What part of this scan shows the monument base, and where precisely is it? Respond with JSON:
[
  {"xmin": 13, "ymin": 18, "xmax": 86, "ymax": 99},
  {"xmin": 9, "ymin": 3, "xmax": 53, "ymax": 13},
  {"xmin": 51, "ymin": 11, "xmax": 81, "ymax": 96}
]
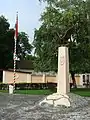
[{"xmin": 39, "ymin": 93, "xmax": 70, "ymax": 107}]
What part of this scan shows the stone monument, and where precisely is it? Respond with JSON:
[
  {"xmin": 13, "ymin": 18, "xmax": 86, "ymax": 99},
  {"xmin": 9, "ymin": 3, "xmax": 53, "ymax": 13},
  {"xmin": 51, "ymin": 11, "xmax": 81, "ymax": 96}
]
[
  {"xmin": 57, "ymin": 47, "xmax": 70, "ymax": 94},
  {"xmin": 40, "ymin": 46, "xmax": 70, "ymax": 107}
]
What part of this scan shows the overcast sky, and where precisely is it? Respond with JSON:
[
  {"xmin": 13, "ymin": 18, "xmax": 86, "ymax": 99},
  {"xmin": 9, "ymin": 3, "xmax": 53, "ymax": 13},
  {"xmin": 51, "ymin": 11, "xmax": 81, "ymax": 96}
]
[{"xmin": 0, "ymin": 0, "xmax": 46, "ymax": 43}]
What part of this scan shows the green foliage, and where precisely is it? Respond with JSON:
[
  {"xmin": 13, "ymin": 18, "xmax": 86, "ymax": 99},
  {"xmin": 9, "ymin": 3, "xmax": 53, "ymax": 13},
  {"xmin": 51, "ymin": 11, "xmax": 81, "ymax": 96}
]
[
  {"xmin": 0, "ymin": 16, "xmax": 14, "ymax": 69},
  {"xmin": 17, "ymin": 32, "xmax": 33, "ymax": 60},
  {"xmin": 0, "ymin": 15, "xmax": 33, "ymax": 69},
  {"xmin": 34, "ymin": 0, "xmax": 90, "ymax": 73},
  {"xmin": 0, "ymin": 15, "xmax": 10, "ymax": 33}
]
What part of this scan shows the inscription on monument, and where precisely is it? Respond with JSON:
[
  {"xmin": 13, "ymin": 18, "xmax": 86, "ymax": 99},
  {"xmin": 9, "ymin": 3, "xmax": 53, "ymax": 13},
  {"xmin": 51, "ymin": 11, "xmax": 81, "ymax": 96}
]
[{"xmin": 60, "ymin": 56, "xmax": 65, "ymax": 65}]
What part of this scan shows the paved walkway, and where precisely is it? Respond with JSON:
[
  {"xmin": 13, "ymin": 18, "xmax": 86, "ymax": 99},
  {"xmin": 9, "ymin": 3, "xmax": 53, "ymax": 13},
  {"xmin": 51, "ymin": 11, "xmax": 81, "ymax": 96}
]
[{"xmin": 0, "ymin": 93, "xmax": 90, "ymax": 120}]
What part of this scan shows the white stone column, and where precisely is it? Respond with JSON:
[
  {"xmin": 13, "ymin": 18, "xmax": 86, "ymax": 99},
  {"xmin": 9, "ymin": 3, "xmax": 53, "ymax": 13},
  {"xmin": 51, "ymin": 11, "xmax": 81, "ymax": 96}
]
[
  {"xmin": 27, "ymin": 74, "xmax": 32, "ymax": 83},
  {"xmin": 42, "ymin": 74, "xmax": 46, "ymax": 83},
  {"xmin": 9, "ymin": 85, "xmax": 14, "ymax": 94},
  {"xmin": 3, "ymin": 71, "xmax": 6, "ymax": 83},
  {"xmin": 57, "ymin": 47, "xmax": 70, "ymax": 94}
]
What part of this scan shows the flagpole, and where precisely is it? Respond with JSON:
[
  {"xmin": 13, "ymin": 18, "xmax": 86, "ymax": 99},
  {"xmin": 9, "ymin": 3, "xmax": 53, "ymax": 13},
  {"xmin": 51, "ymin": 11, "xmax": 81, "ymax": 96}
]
[
  {"xmin": 13, "ymin": 12, "xmax": 18, "ymax": 91},
  {"xmin": 13, "ymin": 36, "xmax": 17, "ymax": 91}
]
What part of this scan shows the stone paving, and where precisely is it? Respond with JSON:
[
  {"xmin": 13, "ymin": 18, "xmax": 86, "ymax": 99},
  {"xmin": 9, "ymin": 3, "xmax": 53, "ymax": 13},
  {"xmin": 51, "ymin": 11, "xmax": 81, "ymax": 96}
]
[{"xmin": 0, "ymin": 93, "xmax": 90, "ymax": 120}]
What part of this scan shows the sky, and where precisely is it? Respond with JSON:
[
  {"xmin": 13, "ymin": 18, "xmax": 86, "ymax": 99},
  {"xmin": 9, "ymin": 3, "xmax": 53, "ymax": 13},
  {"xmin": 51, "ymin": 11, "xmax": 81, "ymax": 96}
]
[{"xmin": 0, "ymin": 0, "xmax": 46, "ymax": 43}]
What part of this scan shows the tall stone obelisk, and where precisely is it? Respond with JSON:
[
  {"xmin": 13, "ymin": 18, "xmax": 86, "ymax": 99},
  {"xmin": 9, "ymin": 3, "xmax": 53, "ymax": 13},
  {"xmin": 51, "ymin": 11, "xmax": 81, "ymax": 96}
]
[
  {"xmin": 40, "ymin": 46, "xmax": 70, "ymax": 107},
  {"xmin": 57, "ymin": 47, "xmax": 70, "ymax": 94}
]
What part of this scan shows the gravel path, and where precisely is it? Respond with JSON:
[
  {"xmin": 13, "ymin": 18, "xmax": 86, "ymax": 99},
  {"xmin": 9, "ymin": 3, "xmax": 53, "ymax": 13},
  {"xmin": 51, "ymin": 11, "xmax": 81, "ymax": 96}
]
[{"xmin": 0, "ymin": 93, "xmax": 90, "ymax": 120}]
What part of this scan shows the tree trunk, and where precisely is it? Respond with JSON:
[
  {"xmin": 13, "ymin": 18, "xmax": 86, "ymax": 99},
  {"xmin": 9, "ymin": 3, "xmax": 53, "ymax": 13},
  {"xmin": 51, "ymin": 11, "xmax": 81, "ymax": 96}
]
[{"xmin": 71, "ymin": 71, "xmax": 77, "ymax": 88}]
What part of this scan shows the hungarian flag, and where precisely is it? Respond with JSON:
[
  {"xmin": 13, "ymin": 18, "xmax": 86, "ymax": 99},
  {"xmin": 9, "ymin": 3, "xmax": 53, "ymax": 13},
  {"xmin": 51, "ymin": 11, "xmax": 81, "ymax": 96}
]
[{"xmin": 14, "ymin": 12, "xmax": 18, "ymax": 40}]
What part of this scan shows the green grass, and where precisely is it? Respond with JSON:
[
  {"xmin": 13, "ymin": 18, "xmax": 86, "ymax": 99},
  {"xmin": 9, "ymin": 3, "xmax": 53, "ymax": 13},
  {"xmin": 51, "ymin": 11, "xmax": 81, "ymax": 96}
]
[
  {"xmin": 71, "ymin": 88, "xmax": 90, "ymax": 97},
  {"xmin": 0, "ymin": 90, "xmax": 8, "ymax": 93},
  {"xmin": 14, "ymin": 89, "xmax": 53, "ymax": 95},
  {"xmin": 0, "ymin": 88, "xmax": 90, "ymax": 97}
]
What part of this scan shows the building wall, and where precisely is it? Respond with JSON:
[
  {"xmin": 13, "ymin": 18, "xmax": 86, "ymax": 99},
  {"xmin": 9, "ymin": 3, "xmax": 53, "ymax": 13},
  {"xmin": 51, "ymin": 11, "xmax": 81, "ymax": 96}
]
[
  {"xmin": 75, "ymin": 74, "xmax": 80, "ymax": 85},
  {"xmin": 3, "ymin": 70, "xmax": 84, "ymax": 87},
  {"xmin": 3, "ymin": 71, "xmax": 57, "ymax": 84},
  {"xmin": 46, "ymin": 76, "xmax": 57, "ymax": 83},
  {"xmin": 31, "ymin": 75, "xmax": 43, "ymax": 83},
  {"xmin": 3, "ymin": 71, "xmax": 27, "ymax": 84}
]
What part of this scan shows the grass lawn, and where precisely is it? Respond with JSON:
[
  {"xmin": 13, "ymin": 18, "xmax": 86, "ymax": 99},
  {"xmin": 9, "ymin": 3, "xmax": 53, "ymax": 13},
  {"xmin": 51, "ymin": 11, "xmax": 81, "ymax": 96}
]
[
  {"xmin": 0, "ymin": 90, "xmax": 8, "ymax": 93},
  {"xmin": 0, "ymin": 89, "xmax": 54, "ymax": 95},
  {"xmin": 14, "ymin": 89, "xmax": 53, "ymax": 95},
  {"xmin": 0, "ymin": 88, "xmax": 90, "ymax": 97},
  {"xmin": 71, "ymin": 88, "xmax": 90, "ymax": 97}
]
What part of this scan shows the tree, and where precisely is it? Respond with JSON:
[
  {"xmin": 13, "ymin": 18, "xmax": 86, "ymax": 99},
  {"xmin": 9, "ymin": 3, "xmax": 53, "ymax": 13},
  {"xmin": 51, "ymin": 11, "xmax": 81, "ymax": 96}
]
[
  {"xmin": 0, "ymin": 15, "xmax": 33, "ymax": 70},
  {"xmin": 33, "ymin": 0, "xmax": 90, "ymax": 74},
  {"xmin": 0, "ymin": 16, "xmax": 14, "ymax": 69},
  {"xmin": 17, "ymin": 32, "xmax": 33, "ymax": 60}
]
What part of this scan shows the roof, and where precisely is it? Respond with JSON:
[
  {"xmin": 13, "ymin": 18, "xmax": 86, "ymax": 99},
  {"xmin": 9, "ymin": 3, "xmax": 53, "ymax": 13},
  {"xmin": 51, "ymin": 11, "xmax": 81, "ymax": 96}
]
[
  {"xmin": 4, "ymin": 69, "xmax": 33, "ymax": 74},
  {"xmin": 16, "ymin": 60, "xmax": 34, "ymax": 70}
]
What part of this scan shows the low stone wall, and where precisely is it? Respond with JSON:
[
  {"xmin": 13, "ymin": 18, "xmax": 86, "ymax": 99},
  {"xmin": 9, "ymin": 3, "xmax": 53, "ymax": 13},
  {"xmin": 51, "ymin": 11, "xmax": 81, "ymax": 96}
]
[
  {"xmin": 3, "ymin": 70, "xmax": 57, "ymax": 84},
  {"xmin": 3, "ymin": 70, "xmax": 80, "ymax": 85}
]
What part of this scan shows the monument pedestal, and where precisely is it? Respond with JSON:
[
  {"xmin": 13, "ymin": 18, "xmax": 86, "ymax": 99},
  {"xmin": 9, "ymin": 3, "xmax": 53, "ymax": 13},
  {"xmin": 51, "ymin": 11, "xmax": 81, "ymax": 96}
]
[
  {"xmin": 40, "ymin": 47, "xmax": 70, "ymax": 107},
  {"xmin": 39, "ymin": 93, "xmax": 70, "ymax": 107}
]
